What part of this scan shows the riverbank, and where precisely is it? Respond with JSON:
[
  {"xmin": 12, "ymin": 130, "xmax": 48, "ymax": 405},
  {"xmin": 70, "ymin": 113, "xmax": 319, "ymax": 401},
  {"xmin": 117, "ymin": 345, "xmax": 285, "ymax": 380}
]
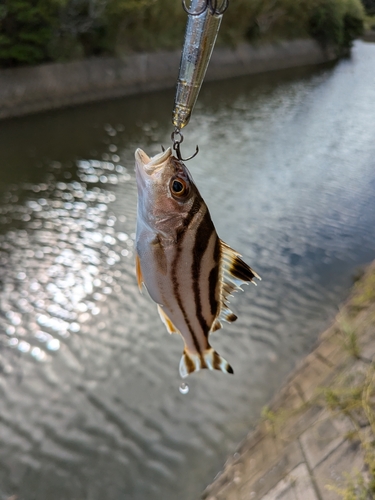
[
  {"xmin": 203, "ymin": 262, "xmax": 375, "ymax": 499},
  {"xmin": 0, "ymin": 39, "xmax": 337, "ymax": 121}
]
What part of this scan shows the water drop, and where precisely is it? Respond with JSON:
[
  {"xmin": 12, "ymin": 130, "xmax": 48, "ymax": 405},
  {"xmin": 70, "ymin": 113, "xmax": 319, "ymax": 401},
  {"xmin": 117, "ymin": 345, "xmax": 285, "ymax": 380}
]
[{"xmin": 179, "ymin": 382, "xmax": 189, "ymax": 395}]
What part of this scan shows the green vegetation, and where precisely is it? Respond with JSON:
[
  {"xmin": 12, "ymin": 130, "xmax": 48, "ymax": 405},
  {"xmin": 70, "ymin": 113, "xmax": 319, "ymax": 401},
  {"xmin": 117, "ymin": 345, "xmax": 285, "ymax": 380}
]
[
  {"xmin": 323, "ymin": 362, "xmax": 375, "ymax": 499},
  {"xmin": 362, "ymin": 0, "xmax": 375, "ymax": 35},
  {"xmin": 261, "ymin": 352, "xmax": 375, "ymax": 499},
  {"xmin": 0, "ymin": 0, "xmax": 365, "ymax": 68},
  {"xmin": 0, "ymin": 0, "xmax": 61, "ymax": 66},
  {"xmin": 308, "ymin": 0, "xmax": 365, "ymax": 49},
  {"xmin": 261, "ymin": 262, "xmax": 375, "ymax": 500},
  {"xmin": 364, "ymin": 14, "xmax": 375, "ymax": 30},
  {"xmin": 350, "ymin": 271, "xmax": 375, "ymax": 311},
  {"xmin": 362, "ymin": 0, "xmax": 375, "ymax": 15}
]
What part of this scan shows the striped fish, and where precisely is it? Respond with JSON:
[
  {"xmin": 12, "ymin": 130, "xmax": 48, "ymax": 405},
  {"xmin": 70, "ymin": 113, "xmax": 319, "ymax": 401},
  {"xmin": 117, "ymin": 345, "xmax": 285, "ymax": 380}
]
[{"xmin": 135, "ymin": 147, "xmax": 260, "ymax": 378}]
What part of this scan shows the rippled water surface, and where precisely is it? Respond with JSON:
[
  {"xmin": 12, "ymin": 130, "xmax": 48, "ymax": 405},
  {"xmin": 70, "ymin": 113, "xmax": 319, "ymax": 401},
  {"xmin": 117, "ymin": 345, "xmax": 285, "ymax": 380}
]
[{"xmin": 0, "ymin": 41, "xmax": 375, "ymax": 500}]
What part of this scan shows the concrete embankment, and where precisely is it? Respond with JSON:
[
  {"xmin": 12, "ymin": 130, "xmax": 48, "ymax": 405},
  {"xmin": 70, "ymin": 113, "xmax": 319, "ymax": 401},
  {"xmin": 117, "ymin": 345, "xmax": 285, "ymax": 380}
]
[
  {"xmin": 203, "ymin": 262, "xmax": 375, "ymax": 500},
  {"xmin": 0, "ymin": 39, "xmax": 336, "ymax": 120}
]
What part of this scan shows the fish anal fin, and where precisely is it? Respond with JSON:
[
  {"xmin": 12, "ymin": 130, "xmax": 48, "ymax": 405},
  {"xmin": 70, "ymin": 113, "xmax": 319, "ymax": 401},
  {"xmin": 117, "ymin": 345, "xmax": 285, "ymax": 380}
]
[
  {"xmin": 135, "ymin": 252, "xmax": 144, "ymax": 293},
  {"xmin": 157, "ymin": 305, "xmax": 180, "ymax": 334},
  {"xmin": 179, "ymin": 347, "xmax": 233, "ymax": 378}
]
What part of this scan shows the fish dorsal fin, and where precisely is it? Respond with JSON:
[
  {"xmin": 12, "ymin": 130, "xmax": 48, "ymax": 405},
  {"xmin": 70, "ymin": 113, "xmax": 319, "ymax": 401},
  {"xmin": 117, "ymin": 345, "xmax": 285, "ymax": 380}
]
[
  {"xmin": 157, "ymin": 305, "xmax": 180, "ymax": 335},
  {"xmin": 217, "ymin": 239, "xmax": 261, "ymax": 325},
  {"xmin": 135, "ymin": 252, "xmax": 144, "ymax": 293}
]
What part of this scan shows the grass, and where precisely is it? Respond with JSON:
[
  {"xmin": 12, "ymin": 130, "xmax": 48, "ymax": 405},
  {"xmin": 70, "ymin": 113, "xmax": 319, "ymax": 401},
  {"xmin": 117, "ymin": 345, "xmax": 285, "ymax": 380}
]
[
  {"xmin": 260, "ymin": 263, "xmax": 375, "ymax": 499},
  {"xmin": 350, "ymin": 271, "xmax": 375, "ymax": 311},
  {"xmin": 323, "ymin": 362, "xmax": 375, "ymax": 499}
]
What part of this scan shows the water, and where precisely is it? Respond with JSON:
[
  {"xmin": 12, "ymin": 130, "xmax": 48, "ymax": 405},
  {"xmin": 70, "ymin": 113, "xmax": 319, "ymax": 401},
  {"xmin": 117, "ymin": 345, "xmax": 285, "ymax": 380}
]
[{"xmin": 0, "ymin": 41, "xmax": 375, "ymax": 500}]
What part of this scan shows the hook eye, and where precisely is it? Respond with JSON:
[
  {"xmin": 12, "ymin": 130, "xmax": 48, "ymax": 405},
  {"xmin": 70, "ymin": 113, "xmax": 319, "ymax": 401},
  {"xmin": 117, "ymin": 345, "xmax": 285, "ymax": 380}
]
[
  {"xmin": 214, "ymin": 0, "xmax": 229, "ymax": 14},
  {"xmin": 171, "ymin": 128, "xmax": 199, "ymax": 162},
  {"xmin": 182, "ymin": 0, "xmax": 229, "ymax": 15},
  {"xmin": 182, "ymin": 0, "xmax": 208, "ymax": 16}
]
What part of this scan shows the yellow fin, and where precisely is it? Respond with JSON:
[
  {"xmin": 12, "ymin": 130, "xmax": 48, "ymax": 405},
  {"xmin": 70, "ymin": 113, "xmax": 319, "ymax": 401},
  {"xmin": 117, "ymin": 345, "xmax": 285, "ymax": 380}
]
[
  {"xmin": 179, "ymin": 347, "xmax": 233, "ymax": 378},
  {"xmin": 157, "ymin": 305, "xmax": 180, "ymax": 334},
  {"xmin": 135, "ymin": 252, "xmax": 144, "ymax": 293}
]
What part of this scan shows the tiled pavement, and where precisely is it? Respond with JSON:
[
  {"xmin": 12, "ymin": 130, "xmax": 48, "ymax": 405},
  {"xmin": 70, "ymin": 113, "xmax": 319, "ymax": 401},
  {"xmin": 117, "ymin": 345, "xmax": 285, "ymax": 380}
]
[{"xmin": 202, "ymin": 265, "xmax": 375, "ymax": 500}]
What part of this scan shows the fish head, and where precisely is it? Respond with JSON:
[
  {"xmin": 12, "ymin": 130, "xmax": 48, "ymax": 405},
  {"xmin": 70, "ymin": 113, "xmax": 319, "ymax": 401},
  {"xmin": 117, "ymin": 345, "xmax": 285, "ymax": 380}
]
[{"xmin": 135, "ymin": 147, "xmax": 200, "ymax": 230}]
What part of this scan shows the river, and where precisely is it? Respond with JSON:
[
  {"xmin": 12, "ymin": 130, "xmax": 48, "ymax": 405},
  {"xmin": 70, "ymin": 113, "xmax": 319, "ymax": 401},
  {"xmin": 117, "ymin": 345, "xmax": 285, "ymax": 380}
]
[{"xmin": 0, "ymin": 40, "xmax": 375, "ymax": 500}]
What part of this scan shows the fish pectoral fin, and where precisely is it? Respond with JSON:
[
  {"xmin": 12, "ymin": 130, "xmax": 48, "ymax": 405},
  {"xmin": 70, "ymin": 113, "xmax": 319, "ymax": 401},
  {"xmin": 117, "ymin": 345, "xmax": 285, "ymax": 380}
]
[
  {"xmin": 135, "ymin": 252, "xmax": 144, "ymax": 293},
  {"xmin": 157, "ymin": 305, "xmax": 180, "ymax": 334},
  {"xmin": 217, "ymin": 239, "xmax": 261, "ymax": 325},
  {"xmin": 179, "ymin": 347, "xmax": 233, "ymax": 378}
]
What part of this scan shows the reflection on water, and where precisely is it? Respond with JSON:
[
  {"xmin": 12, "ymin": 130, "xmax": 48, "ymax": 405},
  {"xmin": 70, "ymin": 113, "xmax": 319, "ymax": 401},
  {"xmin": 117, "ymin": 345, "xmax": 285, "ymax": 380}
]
[
  {"xmin": 0, "ymin": 41, "xmax": 375, "ymax": 500},
  {"xmin": 0, "ymin": 153, "xmax": 133, "ymax": 367}
]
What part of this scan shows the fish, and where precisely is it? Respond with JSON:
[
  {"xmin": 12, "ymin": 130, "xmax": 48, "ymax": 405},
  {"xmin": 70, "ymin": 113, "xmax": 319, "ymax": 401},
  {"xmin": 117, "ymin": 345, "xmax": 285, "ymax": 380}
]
[{"xmin": 135, "ymin": 147, "xmax": 260, "ymax": 378}]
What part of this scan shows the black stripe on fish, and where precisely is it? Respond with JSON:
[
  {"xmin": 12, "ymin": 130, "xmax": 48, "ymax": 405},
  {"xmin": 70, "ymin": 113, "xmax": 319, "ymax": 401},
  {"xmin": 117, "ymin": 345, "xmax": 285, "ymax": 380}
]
[
  {"xmin": 213, "ymin": 350, "xmax": 221, "ymax": 370},
  {"xmin": 200, "ymin": 354, "xmax": 207, "ymax": 369},
  {"xmin": 191, "ymin": 211, "xmax": 215, "ymax": 338},
  {"xmin": 183, "ymin": 349, "xmax": 196, "ymax": 374},
  {"xmin": 208, "ymin": 236, "xmax": 221, "ymax": 318},
  {"xmin": 176, "ymin": 196, "xmax": 202, "ymax": 242},
  {"xmin": 171, "ymin": 197, "xmax": 203, "ymax": 354}
]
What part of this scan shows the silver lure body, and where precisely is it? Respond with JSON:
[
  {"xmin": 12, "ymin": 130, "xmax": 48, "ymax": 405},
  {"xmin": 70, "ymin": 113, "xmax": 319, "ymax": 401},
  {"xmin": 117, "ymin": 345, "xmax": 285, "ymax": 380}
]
[{"xmin": 172, "ymin": 0, "xmax": 224, "ymax": 130}]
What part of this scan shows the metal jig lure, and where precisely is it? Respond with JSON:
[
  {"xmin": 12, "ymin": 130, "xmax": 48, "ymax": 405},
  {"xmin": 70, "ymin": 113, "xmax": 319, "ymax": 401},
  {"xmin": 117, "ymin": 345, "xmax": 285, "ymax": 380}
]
[{"xmin": 171, "ymin": 0, "xmax": 229, "ymax": 161}]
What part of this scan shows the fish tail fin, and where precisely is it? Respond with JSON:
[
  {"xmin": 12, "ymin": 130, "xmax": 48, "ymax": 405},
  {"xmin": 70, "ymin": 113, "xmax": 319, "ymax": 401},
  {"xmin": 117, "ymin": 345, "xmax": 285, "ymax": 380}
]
[{"xmin": 179, "ymin": 347, "xmax": 233, "ymax": 378}]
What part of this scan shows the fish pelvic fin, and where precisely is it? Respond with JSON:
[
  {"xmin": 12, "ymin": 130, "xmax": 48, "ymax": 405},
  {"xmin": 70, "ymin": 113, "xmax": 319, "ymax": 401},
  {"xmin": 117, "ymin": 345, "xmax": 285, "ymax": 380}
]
[
  {"xmin": 179, "ymin": 347, "xmax": 233, "ymax": 378},
  {"xmin": 157, "ymin": 305, "xmax": 180, "ymax": 334},
  {"xmin": 217, "ymin": 239, "xmax": 261, "ymax": 325},
  {"xmin": 135, "ymin": 252, "xmax": 144, "ymax": 293}
]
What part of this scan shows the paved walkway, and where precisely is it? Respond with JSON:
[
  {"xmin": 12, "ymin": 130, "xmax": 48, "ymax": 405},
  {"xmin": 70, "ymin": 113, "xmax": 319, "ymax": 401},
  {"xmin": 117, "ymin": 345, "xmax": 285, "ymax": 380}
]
[{"xmin": 203, "ymin": 263, "xmax": 375, "ymax": 500}]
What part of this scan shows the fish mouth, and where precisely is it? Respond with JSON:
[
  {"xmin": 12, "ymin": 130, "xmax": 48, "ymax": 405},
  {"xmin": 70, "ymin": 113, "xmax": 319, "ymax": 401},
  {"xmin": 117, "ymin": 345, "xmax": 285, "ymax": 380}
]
[{"xmin": 135, "ymin": 148, "xmax": 172, "ymax": 175}]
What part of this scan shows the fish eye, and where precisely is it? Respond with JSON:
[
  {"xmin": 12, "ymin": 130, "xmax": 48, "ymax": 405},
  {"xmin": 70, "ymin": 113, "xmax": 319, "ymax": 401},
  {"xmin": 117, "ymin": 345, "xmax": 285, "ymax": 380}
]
[{"xmin": 170, "ymin": 178, "xmax": 188, "ymax": 197}]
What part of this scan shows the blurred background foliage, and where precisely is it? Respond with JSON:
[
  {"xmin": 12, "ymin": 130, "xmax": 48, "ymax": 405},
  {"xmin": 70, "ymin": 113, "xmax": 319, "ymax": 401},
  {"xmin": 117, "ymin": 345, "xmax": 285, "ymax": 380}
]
[{"xmin": 0, "ymin": 0, "xmax": 370, "ymax": 68}]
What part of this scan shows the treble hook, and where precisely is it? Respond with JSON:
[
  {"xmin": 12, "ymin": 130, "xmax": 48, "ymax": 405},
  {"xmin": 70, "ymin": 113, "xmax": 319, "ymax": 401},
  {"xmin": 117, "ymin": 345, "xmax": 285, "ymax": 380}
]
[
  {"xmin": 171, "ymin": 128, "xmax": 199, "ymax": 162},
  {"xmin": 182, "ymin": 0, "xmax": 229, "ymax": 16}
]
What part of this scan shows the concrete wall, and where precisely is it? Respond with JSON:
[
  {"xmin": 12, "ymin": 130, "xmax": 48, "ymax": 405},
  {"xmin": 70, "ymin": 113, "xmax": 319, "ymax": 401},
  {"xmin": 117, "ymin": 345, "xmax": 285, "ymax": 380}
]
[{"xmin": 0, "ymin": 39, "xmax": 336, "ymax": 120}]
